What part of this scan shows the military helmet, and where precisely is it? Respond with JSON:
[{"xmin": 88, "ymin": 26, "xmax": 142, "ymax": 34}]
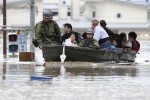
[
  {"xmin": 43, "ymin": 10, "xmax": 53, "ymax": 18},
  {"xmin": 86, "ymin": 29, "xmax": 94, "ymax": 34}
]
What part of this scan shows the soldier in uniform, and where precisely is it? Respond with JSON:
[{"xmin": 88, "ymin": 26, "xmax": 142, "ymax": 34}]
[
  {"xmin": 78, "ymin": 29, "xmax": 99, "ymax": 49},
  {"xmin": 34, "ymin": 10, "xmax": 61, "ymax": 48}
]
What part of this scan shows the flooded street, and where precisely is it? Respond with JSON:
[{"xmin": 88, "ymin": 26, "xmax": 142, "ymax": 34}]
[{"xmin": 0, "ymin": 40, "xmax": 150, "ymax": 100}]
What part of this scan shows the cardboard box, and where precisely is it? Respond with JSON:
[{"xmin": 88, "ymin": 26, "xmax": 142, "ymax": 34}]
[{"xmin": 19, "ymin": 52, "xmax": 34, "ymax": 61}]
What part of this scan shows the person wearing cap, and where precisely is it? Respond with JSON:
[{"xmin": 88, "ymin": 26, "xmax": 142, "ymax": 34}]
[
  {"xmin": 92, "ymin": 20, "xmax": 111, "ymax": 49},
  {"xmin": 34, "ymin": 10, "xmax": 61, "ymax": 48},
  {"xmin": 78, "ymin": 29, "xmax": 99, "ymax": 49}
]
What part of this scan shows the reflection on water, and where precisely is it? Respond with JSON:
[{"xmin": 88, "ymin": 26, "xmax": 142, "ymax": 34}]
[
  {"xmin": 1, "ymin": 62, "xmax": 138, "ymax": 81},
  {"xmin": 1, "ymin": 63, "xmax": 34, "ymax": 81},
  {"xmin": 44, "ymin": 67, "xmax": 138, "ymax": 77},
  {"xmin": 0, "ymin": 62, "xmax": 140, "ymax": 81}
]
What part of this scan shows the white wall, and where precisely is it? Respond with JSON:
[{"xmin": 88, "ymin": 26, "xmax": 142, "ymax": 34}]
[
  {"xmin": 105, "ymin": 2, "xmax": 147, "ymax": 23},
  {"xmin": 83, "ymin": 1, "xmax": 147, "ymax": 23}
]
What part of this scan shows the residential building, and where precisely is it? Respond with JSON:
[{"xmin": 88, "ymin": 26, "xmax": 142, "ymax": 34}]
[{"xmin": 0, "ymin": 0, "xmax": 149, "ymax": 39}]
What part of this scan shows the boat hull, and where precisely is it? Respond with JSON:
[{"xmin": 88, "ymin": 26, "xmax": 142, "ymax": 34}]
[{"xmin": 42, "ymin": 45, "xmax": 136, "ymax": 62}]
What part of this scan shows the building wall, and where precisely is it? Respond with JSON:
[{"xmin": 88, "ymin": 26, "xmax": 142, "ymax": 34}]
[
  {"xmin": 71, "ymin": 0, "xmax": 80, "ymax": 20},
  {"xmin": 105, "ymin": 2, "xmax": 147, "ymax": 23},
  {"xmin": 83, "ymin": 1, "xmax": 147, "ymax": 23}
]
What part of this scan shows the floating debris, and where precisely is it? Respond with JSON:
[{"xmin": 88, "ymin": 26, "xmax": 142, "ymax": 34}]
[{"xmin": 30, "ymin": 76, "xmax": 52, "ymax": 81}]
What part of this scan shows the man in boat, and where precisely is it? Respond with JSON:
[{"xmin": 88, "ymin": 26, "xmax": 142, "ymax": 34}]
[
  {"xmin": 33, "ymin": 10, "xmax": 61, "ymax": 48},
  {"xmin": 92, "ymin": 20, "xmax": 111, "ymax": 49},
  {"xmin": 100, "ymin": 20, "xmax": 115, "ymax": 41},
  {"xmin": 78, "ymin": 29, "xmax": 99, "ymax": 49},
  {"xmin": 128, "ymin": 31, "xmax": 140, "ymax": 53},
  {"xmin": 61, "ymin": 23, "xmax": 82, "ymax": 44}
]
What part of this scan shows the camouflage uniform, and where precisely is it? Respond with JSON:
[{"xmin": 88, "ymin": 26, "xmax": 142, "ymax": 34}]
[
  {"xmin": 78, "ymin": 39, "xmax": 99, "ymax": 49},
  {"xmin": 35, "ymin": 20, "xmax": 61, "ymax": 46}
]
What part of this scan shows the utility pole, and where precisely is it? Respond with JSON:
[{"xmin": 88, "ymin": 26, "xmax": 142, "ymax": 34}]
[
  {"xmin": 29, "ymin": 0, "xmax": 35, "ymax": 53},
  {"xmin": 3, "ymin": 0, "xmax": 7, "ymax": 59}
]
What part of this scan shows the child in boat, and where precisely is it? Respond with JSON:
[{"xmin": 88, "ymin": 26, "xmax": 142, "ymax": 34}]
[
  {"xmin": 113, "ymin": 32, "xmax": 132, "ymax": 48},
  {"xmin": 64, "ymin": 33, "xmax": 78, "ymax": 47},
  {"xmin": 78, "ymin": 29, "xmax": 99, "ymax": 49},
  {"xmin": 111, "ymin": 38, "xmax": 118, "ymax": 51},
  {"xmin": 119, "ymin": 32, "xmax": 132, "ymax": 48}
]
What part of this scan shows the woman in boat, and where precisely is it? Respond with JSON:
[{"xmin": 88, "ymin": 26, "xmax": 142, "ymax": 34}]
[
  {"xmin": 78, "ymin": 29, "xmax": 99, "ymax": 49},
  {"xmin": 64, "ymin": 33, "xmax": 78, "ymax": 47}
]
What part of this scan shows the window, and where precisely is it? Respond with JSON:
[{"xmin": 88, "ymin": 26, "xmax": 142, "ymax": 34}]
[
  {"xmin": 67, "ymin": 11, "xmax": 71, "ymax": 16},
  {"xmin": 117, "ymin": 13, "xmax": 121, "ymax": 18},
  {"xmin": 93, "ymin": 11, "xmax": 96, "ymax": 17}
]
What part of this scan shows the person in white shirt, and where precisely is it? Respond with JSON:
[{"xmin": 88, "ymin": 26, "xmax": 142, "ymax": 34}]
[
  {"xmin": 64, "ymin": 33, "xmax": 78, "ymax": 47},
  {"xmin": 92, "ymin": 20, "xmax": 111, "ymax": 49}
]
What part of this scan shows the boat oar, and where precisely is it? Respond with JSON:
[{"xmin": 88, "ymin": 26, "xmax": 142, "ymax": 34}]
[{"xmin": 60, "ymin": 43, "xmax": 66, "ymax": 63}]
